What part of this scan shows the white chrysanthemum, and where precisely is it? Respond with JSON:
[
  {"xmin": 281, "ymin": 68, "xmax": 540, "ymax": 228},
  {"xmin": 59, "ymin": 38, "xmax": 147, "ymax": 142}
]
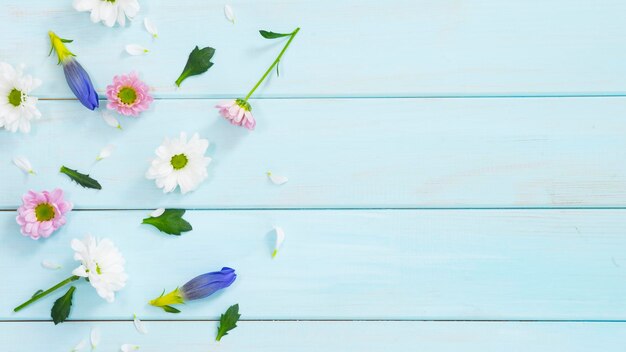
[
  {"xmin": 146, "ymin": 132, "xmax": 211, "ymax": 194},
  {"xmin": 71, "ymin": 235, "xmax": 128, "ymax": 303},
  {"xmin": 73, "ymin": 0, "xmax": 140, "ymax": 27},
  {"xmin": 0, "ymin": 63, "xmax": 41, "ymax": 133}
]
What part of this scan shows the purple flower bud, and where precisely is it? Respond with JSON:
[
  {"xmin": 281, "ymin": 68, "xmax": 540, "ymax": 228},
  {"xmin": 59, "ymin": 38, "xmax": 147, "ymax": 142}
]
[
  {"xmin": 181, "ymin": 267, "xmax": 236, "ymax": 301},
  {"xmin": 63, "ymin": 58, "xmax": 99, "ymax": 110}
]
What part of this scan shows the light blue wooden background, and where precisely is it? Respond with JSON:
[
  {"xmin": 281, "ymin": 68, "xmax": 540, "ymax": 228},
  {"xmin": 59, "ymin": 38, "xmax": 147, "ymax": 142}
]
[{"xmin": 1, "ymin": 0, "xmax": 626, "ymax": 350}]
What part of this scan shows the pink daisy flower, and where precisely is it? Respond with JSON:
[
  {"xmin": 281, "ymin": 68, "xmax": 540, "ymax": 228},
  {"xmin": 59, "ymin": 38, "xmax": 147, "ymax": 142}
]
[
  {"xmin": 16, "ymin": 189, "xmax": 72, "ymax": 240},
  {"xmin": 215, "ymin": 99, "xmax": 255, "ymax": 130},
  {"xmin": 106, "ymin": 72, "xmax": 153, "ymax": 116}
]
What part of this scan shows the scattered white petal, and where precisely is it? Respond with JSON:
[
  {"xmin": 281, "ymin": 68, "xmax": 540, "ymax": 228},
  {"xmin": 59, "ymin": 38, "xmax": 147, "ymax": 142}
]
[
  {"xmin": 125, "ymin": 44, "xmax": 149, "ymax": 56},
  {"xmin": 41, "ymin": 260, "xmax": 62, "ymax": 270},
  {"xmin": 71, "ymin": 339, "xmax": 87, "ymax": 352},
  {"xmin": 90, "ymin": 327, "xmax": 101, "ymax": 349},
  {"xmin": 224, "ymin": 4, "xmax": 235, "ymax": 24},
  {"xmin": 13, "ymin": 156, "xmax": 35, "ymax": 175},
  {"xmin": 150, "ymin": 208, "xmax": 165, "ymax": 218},
  {"xmin": 102, "ymin": 111, "xmax": 122, "ymax": 129},
  {"xmin": 133, "ymin": 314, "xmax": 148, "ymax": 334},
  {"xmin": 120, "ymin": 344, "xmax": 140, "ymax": 352},
  {"xmin": 272, "ymin": 226, "xmax": 285, "ymax": 258},
  {"xmin": 96, "ymin": 145, "xmax": 115, "ymax": 161},
  {"xmin": 267, "ymin": 171, "xmax": 288, "ymax": 185},
  {"xmin": 143, "ymin": 18, "xmax": 158, "ymax": 38}
]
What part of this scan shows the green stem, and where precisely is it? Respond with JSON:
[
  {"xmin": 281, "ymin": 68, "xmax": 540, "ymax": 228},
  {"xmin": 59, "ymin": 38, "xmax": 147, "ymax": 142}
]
[
  {"xmin": 13, "ymin": 276, "xmax": 80, "ymax": 312},
  {"xmin": 244, "ymin": 27, "xmax": 300, "ymax": 101}
]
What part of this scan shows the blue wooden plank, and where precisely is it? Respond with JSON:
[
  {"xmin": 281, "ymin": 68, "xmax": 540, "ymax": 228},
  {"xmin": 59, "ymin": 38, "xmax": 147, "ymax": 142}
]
[
  {"xmin": 2, "ymin": 209, "xmax": 626, "ymax": 320},
  {"xmin": 1, "ymin": 1, "xmax": 626, "ymax": 98},
  {"xmin": 1, "ymin": 98, "xmax": 626, "ymax": 209},
  {"xmin": 2, "ymin": 321, "xmax": 626, "ymax": 351}
]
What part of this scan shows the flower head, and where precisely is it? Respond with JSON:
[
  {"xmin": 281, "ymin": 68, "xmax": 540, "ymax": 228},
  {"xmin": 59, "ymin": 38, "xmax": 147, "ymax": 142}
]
[
  {"xmin": 106, "ymin": 72, "xmax": 153, "ymax": 116},
  {"xmin": 49, "ymin": 31, "xmax": 99, "ymax": 111},
  {"xmin": 16, "ymin": 189, "xmax": 72, "ymax": 240},
  {"xmin": 145, "ymin": 132, "xmax": 211, "ymax": 194},
  {"xmin": 215, "ymin": 99, "xmax": 255, "ymax": 130},
  {"xmin": 71, "ymin": 235, "xmax": 127, "ymax": 303},
  {"xmin": 149, "ymin": 267, "xmax": 236, "ymax": 312},
  {"xmin": 73, "ymin": 0, "xmax": 140, "ymax": 27},
  {"xmin": 0, "ymin": 62, "xmax": 41, "ymax": 133}
]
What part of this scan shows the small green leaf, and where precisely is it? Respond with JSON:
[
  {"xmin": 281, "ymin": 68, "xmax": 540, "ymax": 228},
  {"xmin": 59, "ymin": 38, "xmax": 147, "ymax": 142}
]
[
  {"xmin": 60, "ymin": 166, "xmax": 102, "ymax": 190},
  {"xmin": 162, "ymin": 305, "xmax": 181, "ymax": 314},
  {"xmin": 51, "ymin": 286, "xmax": 75, "ymax": 325},
  {"xmin": 60, "ymin": 38, "xmax": 73, "ymax": 43},
  {"xmin": 216, "ymin": 304, "xmax": 241, "ymax": 341},
  {"xmin": 142, "ymin": 209, "xmax": 192, "ymax": 236},
  {"xmin": 175, "ymin": 46, "xmax": 215, "ymax": 87},
  {"xmin": 259, "ymin": 30, "xmax": 292, "ymax": 39},
  {"xmin": 32, "ymin": 289, "xmax": 44, "ymax": 298}
]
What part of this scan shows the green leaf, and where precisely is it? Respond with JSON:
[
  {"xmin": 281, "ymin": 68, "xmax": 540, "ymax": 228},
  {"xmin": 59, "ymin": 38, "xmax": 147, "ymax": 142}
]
[
  {"xmin": 175, "ymin": 46, "xmax": 215, "ymax": 87},
  {"xmin": 259, "ymin": 30, "xmax": 292, "ymax": 39},
  {"xmin": 51, "ymin": 286, "xmax": 75, "ymax": 325},
  {"xmin": 162, "ymin": 305, "xmax": 181, "ymax": 314},
  {"xmin": 60, "ymin": 166, "xmax": 102, "ymax": 190},
  {"xmin": 142, "ymin": 209, "xmax": 192, "ymax": 236},
  {"xmin": 216, "ymin": 304, "xmax": 241, "ymax": 341},
  {"xmin": 32, "ymin": 289, "xmax": 44, "ymax": 298}
]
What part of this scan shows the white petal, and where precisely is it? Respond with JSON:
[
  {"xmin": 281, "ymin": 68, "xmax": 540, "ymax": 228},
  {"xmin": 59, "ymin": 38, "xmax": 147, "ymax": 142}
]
[
  {"xmin": 97, "ymin": 144, "xmax": 115, "ymax": 161},
  {"xmin": 13, "ymin": 156, "xmax": 34, "ymax": 174},
  {"xmin": 102, "ymin": 111, "xmax": 122, "ymax": 129},
  {"xmin": 71, "ymin": 339, "xmax": 87, "ymax": 352},
  {"xmin": 90, "ymin": 327, "xmax": 101, "ymax": 349},
  {"xmin": 41, "ymin": 260, "xmax": 62, "ymax": 270},
  {"xmin": 120, "ymin": 344, "xmax": 140, "ymax": 352},
  {"xmin": 224, "ymin": 4, "xmax": 235, "ymax": 24},
  {"xmin": 273, "ymin": 226, "xmax": 285, "ymax": 258},
  {"xmin": 267, "ymin": 171, "xmax": 288, "ymax": 185},
  {"xmin": 150, "ymin": 208, "xmax": 165, "ymax": 218},
  {"xmin": 133, "ymin": 314, "xmax": 148, "ymax": 334},
  {"xmin": 143, "ymin": 18, "xmax": 158, "ymax": 38},
  {"xmin": 125, "ymin": 44, "xmax": 149, "ymax": 56}
]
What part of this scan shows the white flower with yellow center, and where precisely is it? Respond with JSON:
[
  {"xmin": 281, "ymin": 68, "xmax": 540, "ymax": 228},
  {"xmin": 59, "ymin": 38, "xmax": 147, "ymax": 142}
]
[
  {"xmin": 146, "ymin": 132, "xmax": 211, "ymax": 194},
  {"xmin": 71, "ymin": 235, "xmax": 128, "ymax": 303},
  {"xmin": 73, "ymin": 0, "xmax": 140, "ymax": 27},
  {"xmin": 0, "ymin": 62, "xmax": 41, "ymax": 133}
]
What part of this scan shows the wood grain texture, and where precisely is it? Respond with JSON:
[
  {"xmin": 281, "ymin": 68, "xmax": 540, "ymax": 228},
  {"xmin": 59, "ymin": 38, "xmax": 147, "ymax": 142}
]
[
  {"xmin": 1, "ymin": 1, "xmax": 626, "ymax": 98},
  {"xmin": 2, "ymin": 321, "xmax": 626, "ymax": 351},
  {"xmin": 2, "ymin": 209, "xmax": 626, "ymax": 321},
  {"xmin": 1, "ymin": 98, "xmax": 626, "ymax": 209}
]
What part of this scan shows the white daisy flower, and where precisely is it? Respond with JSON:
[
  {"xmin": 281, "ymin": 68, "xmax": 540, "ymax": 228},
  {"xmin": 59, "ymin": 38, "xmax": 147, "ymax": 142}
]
[
  {"xmin": 0, "ymin": 63, "xmax": 41, "ymax": 133},
  {"xmin": 145, "ymin": 132, "xmax": 211, "ymax": 194},
  {"xmin": 71, "ymin": 235, "xmax": 128, "ymax": 303},
  {"xmin": 73, "ymin": 0, "xmax": 140, "ymax": 27}
]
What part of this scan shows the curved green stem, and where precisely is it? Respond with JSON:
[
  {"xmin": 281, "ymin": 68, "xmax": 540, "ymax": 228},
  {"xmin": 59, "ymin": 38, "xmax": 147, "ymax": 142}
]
[
  {"xmin": 244, "ymin": 27, "xmax": 300, "ymax": 101},
  {"xmin": 13, "ymin": 275, "xmax": 80, "ymax": 312}
]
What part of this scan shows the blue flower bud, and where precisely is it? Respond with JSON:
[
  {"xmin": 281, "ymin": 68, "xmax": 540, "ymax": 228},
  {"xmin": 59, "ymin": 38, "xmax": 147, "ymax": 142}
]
[
  {"xmin": 149, "ymin": 267, "xmax": 237, "ymax": 313},
  {"xmin": 63, "ymin": 58, "xmax": 99, "ymax": 110},
  {"xmin": 181, "ymin": 267, "xmax": 236, "ymax": 300}
]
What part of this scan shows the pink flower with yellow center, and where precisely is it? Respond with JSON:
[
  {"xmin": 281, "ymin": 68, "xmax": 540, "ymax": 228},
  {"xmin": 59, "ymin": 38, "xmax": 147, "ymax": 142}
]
[
  {"xmin": 215, "ymin": 99, "xmax": 255, "ymax": 130},
  {"xmin": 106, "ymin": 72, "xmax": 153, "ymax": 117},
  {"xmin": 16, "ymin": 189, "xmax": 72, "ymax": 240}
]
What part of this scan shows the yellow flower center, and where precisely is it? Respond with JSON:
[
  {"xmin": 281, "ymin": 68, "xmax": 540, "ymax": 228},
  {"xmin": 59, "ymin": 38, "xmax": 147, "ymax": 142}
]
[
  {"xmin": 170, "ymin": 154, "xmax": 188, "ymax": 170},
  {"xmin": 118, "ymin": 87, "xmax": 137, "ymax": 105},
  {"xmin": 8, "ymin": 88, "xmax": 23, "ymax": 107},
  {"xmin": 34, "ymin": 203, "xmax": 55, "ymax": 222}
]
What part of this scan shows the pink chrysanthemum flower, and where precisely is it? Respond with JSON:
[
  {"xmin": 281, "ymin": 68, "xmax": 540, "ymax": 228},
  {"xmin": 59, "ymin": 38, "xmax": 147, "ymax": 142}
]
[
  {"xmin": 16, "ymin": 189, "xmax": 72, "ymax": 240},
  {"xmin": 106, "ymin": 72, "xmax": 153, "ymax": 116},
  {"xmin": 215, "ymin": 99, "xmax": 255, "ymax": 130}
]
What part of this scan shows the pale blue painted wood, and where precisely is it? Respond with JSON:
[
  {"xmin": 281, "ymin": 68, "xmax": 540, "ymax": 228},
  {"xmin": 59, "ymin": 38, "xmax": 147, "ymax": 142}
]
[
  {"xmin": 2, "ymin": 98, "xmax": 626, "ymax": 209},
  {"xmin": 2, "ymin": 210, "xmax": 626, "ymax": 321},
  {"xmin": 1, "ymin": 1, "xmax": 626, "ymax": 98},
  {"xmin": 2, "ymin": 321, "xmax": 626, "ymax": 351}
]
